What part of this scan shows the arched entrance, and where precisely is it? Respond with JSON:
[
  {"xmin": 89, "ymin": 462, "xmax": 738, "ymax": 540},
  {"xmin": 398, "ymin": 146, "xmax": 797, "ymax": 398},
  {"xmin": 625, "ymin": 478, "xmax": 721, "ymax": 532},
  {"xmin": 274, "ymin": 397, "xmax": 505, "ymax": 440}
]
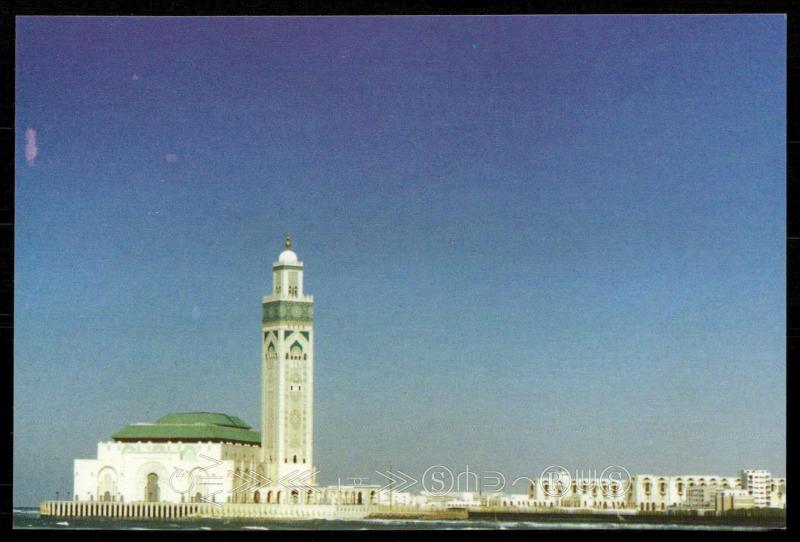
[
  {"xmin": 97, "ymin": 467, "xmax": 118, "ymax": 502},
  {"xmin": 253, "ymin": 490, "xmax": 260, "ymax": 504},
  {"xmin": 146, "ymin": 473, "xmax": 159, "ymax": 502}
]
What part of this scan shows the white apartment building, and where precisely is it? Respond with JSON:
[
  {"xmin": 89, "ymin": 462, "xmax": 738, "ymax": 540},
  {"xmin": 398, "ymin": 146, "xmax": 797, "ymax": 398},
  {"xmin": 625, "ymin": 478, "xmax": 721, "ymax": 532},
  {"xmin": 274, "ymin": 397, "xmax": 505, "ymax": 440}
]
[{"xmin": 741, "ymin": 469, "xmax": 771, "ymax": 507}]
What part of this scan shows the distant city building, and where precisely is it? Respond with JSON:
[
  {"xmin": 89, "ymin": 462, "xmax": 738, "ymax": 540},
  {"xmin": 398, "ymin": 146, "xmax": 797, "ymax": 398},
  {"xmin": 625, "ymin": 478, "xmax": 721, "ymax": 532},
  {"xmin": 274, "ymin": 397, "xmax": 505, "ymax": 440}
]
[
  {"xmin": 520, "ymin": 472, "xmax": 786, "ymax": 513},
  {"xmin": 629, "ymin": 475, "xmax": 741, "ymax": 511},
  {"xmin": 684, "ymin": 486, "xmax": 716, "ymax": 511},
  {"xmin": 741, "ymin": 469, "xmax": 771, "ymax": 507},
  {"xmin": 715, "ymin": 489, "xmax": 755, "ymax": 513},
  {"xmin": 528, "ymin": 476, "xmax": 628, "ymax": 510},
  {"xmin": 443, "ymin": 492, "xmax": 482, "ymax": 508},
  {"xmin": 768, "ymin": 476, "xmax": 787, "ymax": 509}
]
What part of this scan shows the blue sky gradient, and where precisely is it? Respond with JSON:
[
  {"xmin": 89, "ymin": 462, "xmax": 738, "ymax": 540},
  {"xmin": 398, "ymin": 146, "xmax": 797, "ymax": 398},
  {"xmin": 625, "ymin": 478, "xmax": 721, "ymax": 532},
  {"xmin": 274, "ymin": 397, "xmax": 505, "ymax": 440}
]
[{"xmin": 15, "ymin": 15, "xmax": 785, "ymax": 505}]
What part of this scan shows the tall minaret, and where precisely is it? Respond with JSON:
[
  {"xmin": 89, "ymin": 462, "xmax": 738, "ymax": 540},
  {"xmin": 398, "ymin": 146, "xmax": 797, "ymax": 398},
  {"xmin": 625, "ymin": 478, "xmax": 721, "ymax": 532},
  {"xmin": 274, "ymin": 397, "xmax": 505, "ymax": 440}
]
[{"xmin": 261, "ymin": 235, "xmax": 315, "ymax": 486}]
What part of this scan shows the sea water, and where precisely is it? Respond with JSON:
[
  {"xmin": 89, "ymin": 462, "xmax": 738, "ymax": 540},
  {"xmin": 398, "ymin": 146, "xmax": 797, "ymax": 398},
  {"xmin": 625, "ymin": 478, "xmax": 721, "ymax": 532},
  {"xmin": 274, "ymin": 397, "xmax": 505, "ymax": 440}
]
[{"xmin": 12, "ymin": 508, "xmax": 774, "ymax": 530}]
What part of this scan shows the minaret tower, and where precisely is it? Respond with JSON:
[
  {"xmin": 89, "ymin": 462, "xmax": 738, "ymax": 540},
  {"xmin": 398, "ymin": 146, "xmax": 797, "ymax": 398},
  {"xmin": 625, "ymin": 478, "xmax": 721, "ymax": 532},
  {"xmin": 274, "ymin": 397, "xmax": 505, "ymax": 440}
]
[{"xmin": 261, "ymin": 235, "xmax": 315, "ymax": 486}]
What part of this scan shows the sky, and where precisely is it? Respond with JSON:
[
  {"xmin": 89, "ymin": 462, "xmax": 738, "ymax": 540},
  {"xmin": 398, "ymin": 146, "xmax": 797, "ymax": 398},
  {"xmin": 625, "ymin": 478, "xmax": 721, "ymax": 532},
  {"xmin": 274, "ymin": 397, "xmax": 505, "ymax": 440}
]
[{"xmin": 14, "ymin": 15, "xmax": 786, "ymax": 506}]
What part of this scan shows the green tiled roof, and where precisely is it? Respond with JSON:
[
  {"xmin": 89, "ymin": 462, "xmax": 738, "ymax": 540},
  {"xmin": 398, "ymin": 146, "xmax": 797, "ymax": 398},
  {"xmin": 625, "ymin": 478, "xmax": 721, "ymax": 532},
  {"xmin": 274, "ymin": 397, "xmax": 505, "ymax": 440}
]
[
  {"xmin": 155, "ymin": 412, "xmax": 251, "ymax": 429},
  {"xmin": 112, "ymin": 412, "xmax": 260, "ymax": 445}
]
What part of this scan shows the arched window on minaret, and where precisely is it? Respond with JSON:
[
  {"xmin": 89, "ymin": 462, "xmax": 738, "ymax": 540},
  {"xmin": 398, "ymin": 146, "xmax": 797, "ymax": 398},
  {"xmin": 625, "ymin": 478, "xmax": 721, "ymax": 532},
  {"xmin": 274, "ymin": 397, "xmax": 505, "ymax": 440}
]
[{"xmin": 290, "ymin": 342, "xmax": 303, "ymax": 361}]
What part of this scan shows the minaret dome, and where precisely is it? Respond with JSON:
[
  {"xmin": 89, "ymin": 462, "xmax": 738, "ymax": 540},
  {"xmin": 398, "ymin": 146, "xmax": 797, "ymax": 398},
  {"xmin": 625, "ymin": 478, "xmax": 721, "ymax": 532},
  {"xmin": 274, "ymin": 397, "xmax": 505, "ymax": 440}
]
[{"xmin": 278, "ymin": 234, "xmax": 298, "ymax": 263}]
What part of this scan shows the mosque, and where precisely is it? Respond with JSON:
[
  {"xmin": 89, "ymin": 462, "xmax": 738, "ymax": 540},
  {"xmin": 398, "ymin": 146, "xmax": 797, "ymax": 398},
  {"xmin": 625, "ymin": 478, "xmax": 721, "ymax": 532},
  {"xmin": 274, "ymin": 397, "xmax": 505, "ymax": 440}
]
[
  {"xmin": 72, "ymin": 236, "xmax": 350, "ymax": 506},
  {"xmin": 51, "ymin": 237, "xmax": 785, "ymax": 520}
]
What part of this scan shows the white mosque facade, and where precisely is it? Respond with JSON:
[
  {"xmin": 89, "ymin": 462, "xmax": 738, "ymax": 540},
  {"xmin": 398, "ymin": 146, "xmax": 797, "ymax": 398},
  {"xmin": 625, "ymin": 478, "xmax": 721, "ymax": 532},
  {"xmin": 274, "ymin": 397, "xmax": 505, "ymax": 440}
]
[
  {"xmin": 64, "ymin": 239, "xmax": 785, "ymax": 518},
  {"xmin": 73, "ymin": 418, "xmax": 263, "ymax": 504},
  {"xmin": 73, "ymin": 237, "xmax": 320, "ymax": 506}
]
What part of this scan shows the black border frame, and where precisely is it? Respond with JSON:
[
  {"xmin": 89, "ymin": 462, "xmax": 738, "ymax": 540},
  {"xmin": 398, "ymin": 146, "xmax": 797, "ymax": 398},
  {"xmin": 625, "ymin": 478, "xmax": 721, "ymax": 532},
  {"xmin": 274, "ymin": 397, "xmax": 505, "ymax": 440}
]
[{"xmin": 1, "ymin": 1, "xmax": 795, "ymax": 539}]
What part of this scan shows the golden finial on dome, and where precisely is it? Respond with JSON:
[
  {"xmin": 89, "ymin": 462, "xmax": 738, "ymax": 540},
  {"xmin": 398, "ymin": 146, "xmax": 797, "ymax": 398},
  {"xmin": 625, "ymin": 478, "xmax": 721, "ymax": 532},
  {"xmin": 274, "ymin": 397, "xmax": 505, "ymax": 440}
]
[{"xmin": 284, "ymin": 233, "xmax": 292, "ymax": 249}]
